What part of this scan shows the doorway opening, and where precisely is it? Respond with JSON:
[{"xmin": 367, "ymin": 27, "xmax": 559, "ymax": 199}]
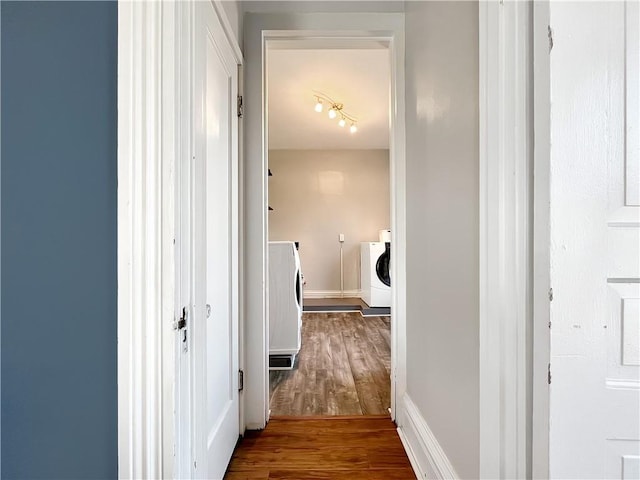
[
  {"xmin": 265, "ymin": 40, "xmax": 393, "ymax": 416},
  {"xmin": 242, "ymin": 17, "xmax": 406, "ymax": 431},
  {"xmin": 264, "ymin": 43, "xmax": 394, "ymax": 417}
]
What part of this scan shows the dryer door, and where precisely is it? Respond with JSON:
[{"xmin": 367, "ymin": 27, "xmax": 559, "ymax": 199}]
[
  {"xmin": 376, "ymin": 242, "xmax": 391, "ymax": 287},
  {"xmin": 295, "ymin": 270, "xmax": 302, "ymax": 308}
]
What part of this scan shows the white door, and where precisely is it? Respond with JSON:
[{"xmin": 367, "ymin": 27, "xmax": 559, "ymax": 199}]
[
  {"xmin": 549, "ymin": 2, "xmax": 640, "ymax": 478},
  {"xmin": 191, "ymin": 1, "xmax": 240, "ymax": 478}
]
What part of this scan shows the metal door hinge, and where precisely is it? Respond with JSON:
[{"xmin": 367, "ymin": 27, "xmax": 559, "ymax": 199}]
[
  {"xmin": 548, "ymin": 25, "xmax": 554, "ymax": 52},
  {"xmin": 548, "ymin": 363, "xmax": 552, "ymax": 385},
  {"xmin": 548, "ymin": 288, "xmax": 554, "ymax": 302},
  {"xmin": 174, "ymin": 306, "xmax": 187, "ymax": 330},
  {"xmin": 237, "ymin": 95, "xmax": 243, "ymax": 118},
  {"xmin": 238, "ymin": 369, "xmax": 244, "ymax": 391},
  {"xmin": 175, "ymin": 307, "xmax": 188, "ymax": 352}
]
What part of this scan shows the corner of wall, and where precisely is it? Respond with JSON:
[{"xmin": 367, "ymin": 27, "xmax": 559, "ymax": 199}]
[{"xmin": 397, "ymin": 394, "xmax": 460, "ymax": 480}]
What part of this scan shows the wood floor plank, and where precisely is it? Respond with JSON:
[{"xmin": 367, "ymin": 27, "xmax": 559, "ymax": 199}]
[
  {"xmin": 342, "ymin": 328, "xmax": 387, "ymax": 415},
  {"xmin": 262, "ymin": 416, "xmax": 396, "ymax": 433},
  {"xmin": 355, "ymin": 327, "xmax": 391, "ymax": 412},
  {"xmin": 246, "ymin": 430, "xmax": 407, "ymax": 449},
  {"xmin": 369, "ymin": 317, "xmax": 392, "ymax": 374},
  {"xmin": 224, "ymin": 470, "xmax": 270, "ymax": 480},
  {"xmin": 266, "ymin": 469, "xmax": 416, "ymax": 480},
  {"xmin": 227, "ymin": 446, "xmax": 370, "ymax": 470},
  {"xmin": 367, "ymin": 445, "xmax": 415, "ymax": 469}
]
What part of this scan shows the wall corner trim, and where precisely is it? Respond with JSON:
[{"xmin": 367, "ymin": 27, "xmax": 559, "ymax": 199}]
[{"xmin": 397, "ymin": 394, "xmax": 460, "ymax": 480}]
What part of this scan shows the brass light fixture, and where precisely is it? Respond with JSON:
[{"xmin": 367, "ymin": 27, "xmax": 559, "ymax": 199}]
[{"xmin": 313, "ymin": 91, "xmax": 358, "ymax": 133}]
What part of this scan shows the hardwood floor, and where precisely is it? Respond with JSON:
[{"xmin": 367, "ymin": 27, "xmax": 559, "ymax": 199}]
[
  {"xmin": 269, "ymin": 312, "xmax": 391, "ymax": 416},
  {"xmin": 224, "ymin": 417, "xmax": 416, "ymax": 479}
]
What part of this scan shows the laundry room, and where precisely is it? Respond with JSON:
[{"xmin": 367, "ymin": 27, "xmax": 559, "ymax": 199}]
[{"xmin": 266, "ymin": 46, "xmax": 393, "ymax": 417}]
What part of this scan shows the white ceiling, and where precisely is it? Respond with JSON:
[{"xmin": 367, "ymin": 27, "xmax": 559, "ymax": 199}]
[{"xmin": 267, "ymin": 49, "xmax": 391, "ymax": 150}]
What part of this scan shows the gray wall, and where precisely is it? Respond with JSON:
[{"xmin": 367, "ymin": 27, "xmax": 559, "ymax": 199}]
[
  {"xmin": 268, "ymin": 149, "xmax": 390, "ymax": 293},
  {"xmin": 1, "ymin": 2, "xmax": 118, "ymax": 477},
  {"xmin": 405, "ymin": 2, "xmax": 480, "ymax": 478}
]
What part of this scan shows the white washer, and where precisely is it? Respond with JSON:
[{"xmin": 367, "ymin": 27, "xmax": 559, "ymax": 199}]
[
  {"xmin": 268, "ymin": 241, "xmax": 303, "ymax": 369},
  {"xmin": 360, "ymin": 242, "xmax": 391, "ymax": 308}
]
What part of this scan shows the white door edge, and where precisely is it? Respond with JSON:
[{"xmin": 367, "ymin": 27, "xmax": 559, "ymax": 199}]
[{"xmin": 532, "ymin": 1, "xmax": 551, "ymax": 478}]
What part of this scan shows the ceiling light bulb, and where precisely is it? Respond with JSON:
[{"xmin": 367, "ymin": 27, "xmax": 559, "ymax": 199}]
[
  {"xmin": 314, "ymin": 100, "xmax": 323, "ymax": 113},
  {"xmin": 338, "ymin": 118, "xmax": 346, "ymax": 127},
  {"xmin": 350, "ymin": 123, "xmax": 357, "ymax": 133},
  {"xmin": 328, "ymin": 108, "xmax": 337, "ymax": 119}
]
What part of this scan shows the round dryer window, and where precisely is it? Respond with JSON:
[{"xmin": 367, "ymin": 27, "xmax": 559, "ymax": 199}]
[{"xmin": 376, "ymin": 242, "xmax": 391, "ymax": 287}]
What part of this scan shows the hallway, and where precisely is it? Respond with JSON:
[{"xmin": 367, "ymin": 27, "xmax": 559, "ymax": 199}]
[{"xmin": 224, "ymin": 416, "xmax": 415, "ymax": 479}]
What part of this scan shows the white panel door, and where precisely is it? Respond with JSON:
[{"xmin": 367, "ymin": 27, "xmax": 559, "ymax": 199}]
[
  {"xmin": 192, "ymin": 1, "xmax": 239, "ymax": 478},
  {"xmin": 549, "ymin": 2, "xmax": 640, "ymax": 478}
]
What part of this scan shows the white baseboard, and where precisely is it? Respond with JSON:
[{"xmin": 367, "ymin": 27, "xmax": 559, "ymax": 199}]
[
  {"xmin": 303, "ymin": 289, "xmax": 361, "ymax": 299},
  {"xmin": 397, "ymin": 394, "xmax": 459, "ymax": 480}
]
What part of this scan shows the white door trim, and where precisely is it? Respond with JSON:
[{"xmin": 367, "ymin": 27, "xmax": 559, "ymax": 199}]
[
  {"xmin": 479, "ymin": 1, "xmax": 533, "ymax": 478},
  {"xmin": 117, "ymin": 1, "xmax": 242, "ymax": 477},
  {"xmin": 242, "ymin": 13, "xmax": 406, "ymax": 429},
  {"xmin": 117, "ymin": 1, "xmax": 178, "ymax": 477}
]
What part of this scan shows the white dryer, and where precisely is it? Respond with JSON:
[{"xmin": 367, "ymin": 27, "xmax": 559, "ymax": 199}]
[
  {"xmin": 360, "ymin": 242, "xmax": 391, "ymax": 308},
  {"xmin": 268, "ymin": 241, "xmax": 303, "ymax": 369}
]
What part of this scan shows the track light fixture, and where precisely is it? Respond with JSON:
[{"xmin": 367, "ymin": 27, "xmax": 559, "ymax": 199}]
[{"xmin": 313, "ymin": 92, "xmax": 358, "ymax": 134}]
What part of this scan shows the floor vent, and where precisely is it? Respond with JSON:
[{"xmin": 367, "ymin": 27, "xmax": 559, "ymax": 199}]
[{"xmin": 269, "ymin": 354, "xmax": 297, "ymax": 370}]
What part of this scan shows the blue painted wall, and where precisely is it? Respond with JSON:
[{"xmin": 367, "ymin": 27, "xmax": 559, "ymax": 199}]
[{"xmin": 1, "ymin": 2, "xmax": 117, "ymax": 478}]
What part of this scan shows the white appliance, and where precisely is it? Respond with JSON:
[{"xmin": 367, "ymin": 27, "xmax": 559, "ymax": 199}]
[
  {"xmin": 360, "ymin": 242, "xmax": 391, "ymax": 308},
  {"xmin": 378, "ymin": 229, "xmax": 391, "ymax": 243},
  {"xmin": 268, "ymin": 241, "xmax": 303, "ymax": 369}
]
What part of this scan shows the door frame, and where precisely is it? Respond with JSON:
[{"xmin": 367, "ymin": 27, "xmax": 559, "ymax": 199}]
[
  {"xmin": 242, "ymin": 12, "xmax": 406, "ymax": 429},
  {"xmin": 117, "ymin": 1, "xmax": 242, "ymax": 477},
  {"xmin": 479, "ymin": 1, "xmax": 538, "ymax": 478},
  {"xmin": 117, "ymin": 2, "xmax": 179, "ymax": 477},
  {"xmin": 531, "ymin": 1, "xmax": 551, "ymax": 477}
]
